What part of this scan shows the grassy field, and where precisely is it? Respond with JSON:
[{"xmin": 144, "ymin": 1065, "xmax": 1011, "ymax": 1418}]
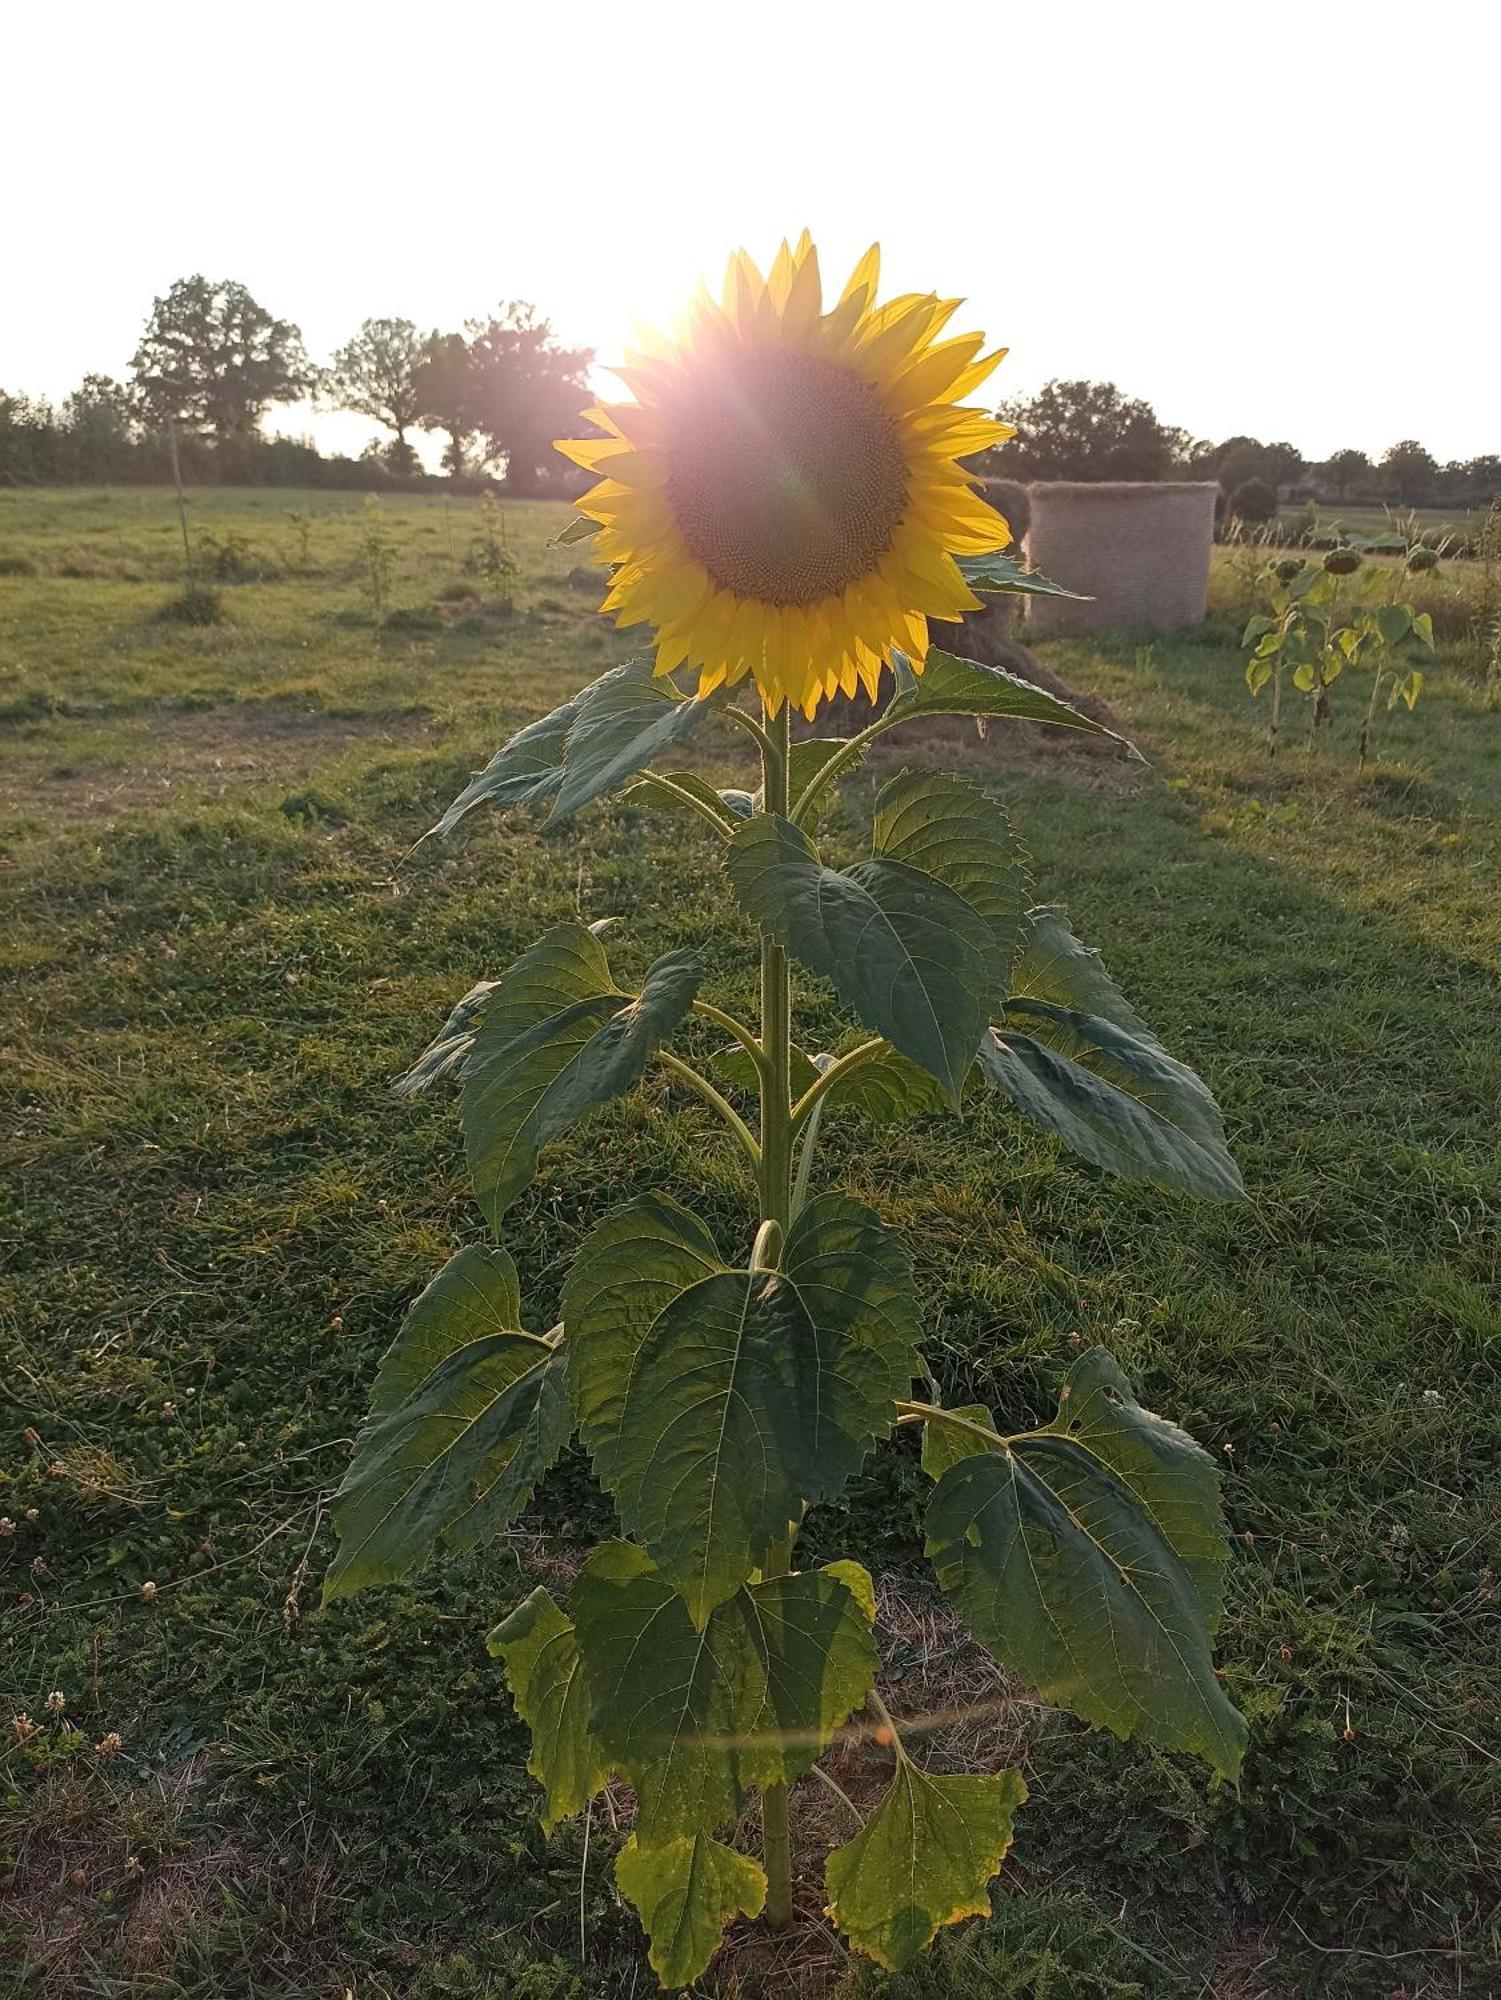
[{"xmin": 2, "ymin": 487, "xmax": 1498, "ymax": 1999}]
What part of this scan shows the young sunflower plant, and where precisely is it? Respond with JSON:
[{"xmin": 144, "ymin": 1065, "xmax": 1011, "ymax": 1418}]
[{"xmin": 327, "ymin": 237, "xmax": 1249, "ymax": 1988}]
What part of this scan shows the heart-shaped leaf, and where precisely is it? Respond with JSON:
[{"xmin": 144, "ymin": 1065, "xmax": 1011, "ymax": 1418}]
[
  {"xmin": 488, "ymin": 1587, "xmax": 607, "ymax": 1833},
  {"xmin": 325, "ymin": 1246, "xmax": 569, "ymax": 1600},
  {"xmin": 1007, "ymin": 908, "xmax": 1157, "ymax": 1042},
  {"xmin": 570, "ymin": 1542, "xmax": 878, "ymax": 1842},
  {"xmin": 924, "ymin": 1348, "xmax": 1246, "ymax": 1777},
  {"xmin": 616, "ymin": 1833, "xmax": 766, "ymax": 1989},
  {"xmin": 824, "ymin": 1763, "xmax": 1027, "ymax": 1970},
  {"xmin": 566, "ymin": 1193, "xmax": 919, "ymax": 1622},
  {"xmin": 726, "ymin": 815, "xmax": 1000, "ymax": 1102},
  {"xmin": 872, "ymin": 769, "xmax": 1030, "ymax": 970}
]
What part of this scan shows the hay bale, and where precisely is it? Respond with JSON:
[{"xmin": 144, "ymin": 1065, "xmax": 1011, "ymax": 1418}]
[{"xmin": 1024, "ymin": 480, "xmax": 1218, "ymax": 635}]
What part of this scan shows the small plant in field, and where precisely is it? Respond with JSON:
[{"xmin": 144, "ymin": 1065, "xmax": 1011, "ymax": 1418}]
[
  {"xmin": 152, "ymin": 583, "xmax": 225, "ymax": 625},
  {"xmin": 285, "ymin": 510, "xmax": 316, "ymax": 572},
  {"xmin": 358, "ymin": 495, "xmax": 394, "ymax": 630},
  {"xmin": 198, "ymin": 528, "xmax": 259, "ymax": 582},
  {"xmin": 463, "ymin": 489, "xmax": 519, "ymax": 611},
  {"xmin": 327, "ymin": 237, "xmax": 1249, "ymax": 1990}
]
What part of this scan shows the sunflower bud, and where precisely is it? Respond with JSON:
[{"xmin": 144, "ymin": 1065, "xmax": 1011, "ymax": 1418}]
[
  {"xmin": 1272, "ymin": 557, "xmax": 1304, "ymax": 583},
  {"xmin": 1406, "ymin": 545, "xmax": 1439, "ymax": 573},
  {"xmin": 1323, "ymin": 548, "xmax": 1362, "ymax": 576}
]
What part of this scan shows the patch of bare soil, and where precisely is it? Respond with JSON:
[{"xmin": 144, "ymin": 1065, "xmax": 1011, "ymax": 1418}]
[{"xmin": 3, "ymin": 706, "xmax": 434, "ymax": 826}]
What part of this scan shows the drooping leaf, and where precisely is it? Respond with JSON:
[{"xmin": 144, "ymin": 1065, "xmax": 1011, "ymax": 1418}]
[
  {"xmin": 325, "ymin": 1247, "xmax": 570, "ymax": 1600},
  {"xmin": 824, "ymin": 1764, "xmax": 1027, "ymax": 1971},
  {"xmin": 569, "ymin": 1542, "xmax": 878, "ymax": 1842},
  {"xmin": 924, "ymin": 1349, "xmax": 1246, "ymax": 1777},
  {"xmin": 977, "ymin": 1002, "xmax": 1244, "ymax": 1201},
  {"xmin": 1007, "ymin": 908, "xmax": 1158, "ymax": 1043},
  {"xmin": 392, "ymin": 978, "xmax": 498, "ymax": 1095},
  {"xmin": 616, "ymin": 1834, "xmax": 766, "ymax": 1989},
  {"xmin": 919, "ymin": 1403, "xmax": 998, "ymax": 1483},
  {"xmin": 884, "ymin": 647, "xmax": 1133, "ymax": 753},
  {"xmin": 424, "ymin": 695, "xmax": 582, "ymax": 839},
  {"xmin": 462, "ymin": 934, "xmax": 701, "ymax": 1225},
  {"xmin": 872, "ymin": 769, "xmax": 1030, "ymax": 970},
  {"xmin": 566, "ymin": 1192, "xmax": 919, "ymax": 1622},
  {"xmin": 423, "ymin": 658, "xmax": 718, "ymax": 840},
  {"xmin": 956, "ymin": 548, "xmax": 1088, "ymax": 600},
  {"xmin": 547, "ymin": 657, "xmax": 719, "ymax": 825},
  {"xmin": 488, "ymin": 1587, "xmax": 608, "ymax": 1833},
  {"xmin": 624, "ymin": 769, "xmax": 744, "ymax": 831},
  {"xmin": 726, "ymin": 814, "xmax": 1001, "ymax": 1102}
]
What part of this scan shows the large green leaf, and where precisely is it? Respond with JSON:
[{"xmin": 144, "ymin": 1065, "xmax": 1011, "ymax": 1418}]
[
  {"xmin": 1007, "ymin": 908, "xmax": 1157, "ymax": 1042},
  {"xmin": 547, "ymin": 656, "xmax": 719, "ymax": 825},
  {"xmin": 726, "ymin": 814, "xmax": 1000, "ymax": 1102},
  {"xmin": 487, "ymin": 1587, "xmax": 607, "ymax": 1833},
  {"xmin": 569, "ymin": 1542, "xmax": 878, "ymax": 1842},
  {"xmin": 461, "ymin": 929, "xmax": 702, "ymax": 1225},
  {"xmin": 822, "ymin": 1048, "xmax": 958, "ymax": 1122},
  {"xmin": 872, "ymin": 769, "xmax": 1030, "ymax": 971},
  {"xmin": 424, "ymin": 658, "xmax": 717, "ymax": 839},
  {"xmin": 824, "ymin": 1764, "xmax": 1027, "ymax": 1971},
  {"xmin": 924, "ymin": 1348, "xmax": 1246, "ymax": 1777},
  {"xmin": 885, "ymin": 647, "xmax": 1132, "ymax": 750},
  {"xmin": 977, "ymin": 1001, "xmax": 1244, "ymax": 1201},
  {"xmin": 956, "ymin": 548, "xmax": 1088, "ymax": 600},
  {"xmin": 616, "ymin": 1834, "xmax": 765, "ymax": 1990},
  {"xmin": 567, "ymin": 1194, "xmax": 918, "ymax": 1622},
  {"xmin": 324, "ymin": 1247, "xmax": 569, "ymax": 1601}
]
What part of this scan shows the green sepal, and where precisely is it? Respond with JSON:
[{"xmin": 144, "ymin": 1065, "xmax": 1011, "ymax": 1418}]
[
  {"xmin": 824, "ymin": 1764, "xmax": 1027, "ymax": 1970},
  {"xmin": 569, "ymin": 1542, "xmax": 879, "ymax": 1843},
  {"xmin": 726, "ymin": 814, "xmax": 1002, "ymax": 1103},
  {"xmin": 488, "ymin": 1586, "xmax": 608, "ymax": 1833},
  {"xmin": 324, "ymin": 1246, "xmax": 570, "ymax": 1601},
  {"xmin": 616, "ymin": 1833, "xmax": 766, "ymax": 1990},
  {"xmin": 924, "ymin": 1348, "xmax": 1247, "ymax": 1778},
  {"xmin": 460, "ymin": 926, "xmax": 702, "ymax": 1226},
  {"xmin": 565, "ymin": 1192, "xmax": 919, "ymax": 1623}
]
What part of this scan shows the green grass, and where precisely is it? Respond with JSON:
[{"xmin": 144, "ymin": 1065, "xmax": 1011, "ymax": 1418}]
[{"xmin": 2, "ymin": 490, "xmax": 1498, "ymax": 1998}]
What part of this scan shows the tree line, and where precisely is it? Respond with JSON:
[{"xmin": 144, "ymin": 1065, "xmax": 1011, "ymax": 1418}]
[
  {"xmin": 984, "ymin": 380, "xmax": 1499, "ymax": 515},
  {"xmin": 2, "ymin": 281, "xmax": 1496, "ymax": 515},
  {"xmin": 0, "ymin": 276, "xmax": 593, "ymax": 493}
]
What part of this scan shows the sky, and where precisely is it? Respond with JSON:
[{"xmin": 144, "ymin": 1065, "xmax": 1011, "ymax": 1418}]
[{"xmin": 5, "ymin": 0, "xmax": 1497, "ymax": 467}]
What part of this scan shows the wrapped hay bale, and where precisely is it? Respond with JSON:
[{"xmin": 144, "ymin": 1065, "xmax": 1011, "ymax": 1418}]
[{"xmin": 1024, "ymin": 481, "xmax": 1218, "ymax": 635}]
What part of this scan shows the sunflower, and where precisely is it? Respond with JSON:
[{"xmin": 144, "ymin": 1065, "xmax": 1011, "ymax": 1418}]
[{"xmin": 557, "ymin": 235, "xmax": 1015, "ymax": 719}]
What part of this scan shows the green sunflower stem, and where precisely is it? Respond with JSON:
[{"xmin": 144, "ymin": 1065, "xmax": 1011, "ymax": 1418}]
[{"xmin": 757, "ymin": 699, "xmax": 797, "ymax": 1928}]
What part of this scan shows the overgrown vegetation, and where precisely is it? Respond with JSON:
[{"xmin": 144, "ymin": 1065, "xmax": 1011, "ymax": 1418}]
[{"xmin": 2, "ymin": 491, "xmax": 1498, "ymax": 1998}]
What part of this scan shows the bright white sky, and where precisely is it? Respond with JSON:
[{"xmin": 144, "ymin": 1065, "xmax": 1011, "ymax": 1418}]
[{"xmin": 5, "ymin": 0, "xmax": 1496, "ymax": 465}]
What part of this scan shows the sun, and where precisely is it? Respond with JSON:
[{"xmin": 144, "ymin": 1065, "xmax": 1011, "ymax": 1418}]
[{"xmin": 557, "ymin": 234, "xmax": 1014, "ymax": 718}]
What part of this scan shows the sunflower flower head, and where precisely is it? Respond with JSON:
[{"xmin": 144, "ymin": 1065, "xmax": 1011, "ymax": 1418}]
[{"xmin": 557, "ymin": 235, "xmax": 1014, "ymax": 718}]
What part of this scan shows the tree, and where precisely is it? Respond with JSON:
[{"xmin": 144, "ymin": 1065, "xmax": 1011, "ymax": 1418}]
[
  {"xmin": 131, "ymin": 276, "xmax": 313, "ymax": 450},
  {"xmin": 327, "ymin": 318, "xmax": 426, "ymax": 468},
  {"xmin": 1379, "ymin": 439, "xmax": 1438, "ymax": 506},
  {"xmin": 1321, "ymin": 448, "xmax": 1371, "ymax": 500},
  {"xmin": 1465, "ymin": 455, "xmax": 1501, "ymax": 505},
  {"xmin": 1228, "ymin": 477, "xmax": 1278, "ymax": 525},
  {"xmin": 986, "ymin": 380, "xmax": 1184, "ymax": 482},
  {"xmin": 461, "ymin": 304, "xmax": 593, "ymax": 493},
  {"xmin": 58, "ymin": 375, "xmax": 139, "ymax": 480},
  {"xmin": 413, "ymin": 332, "xmax": 479, "ymax": 477}
]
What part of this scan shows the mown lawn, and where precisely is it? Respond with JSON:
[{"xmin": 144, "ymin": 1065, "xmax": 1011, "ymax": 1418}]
[{"xmin": 2, "ymin": 488, "xmax": 1498, "ymax": 1999}]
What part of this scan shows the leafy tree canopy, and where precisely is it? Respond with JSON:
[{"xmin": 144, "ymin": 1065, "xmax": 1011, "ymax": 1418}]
[
  {"xmin": 326, "ymin": 317, "xmax": 427, "ymax": 444},
  {"xmin": 986, "ymin": 379, "xmax": 1188, "ymax": 483},
  {"xmin": 131, "ymin": 275, "xmax": 313, "ymax": 448}
]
